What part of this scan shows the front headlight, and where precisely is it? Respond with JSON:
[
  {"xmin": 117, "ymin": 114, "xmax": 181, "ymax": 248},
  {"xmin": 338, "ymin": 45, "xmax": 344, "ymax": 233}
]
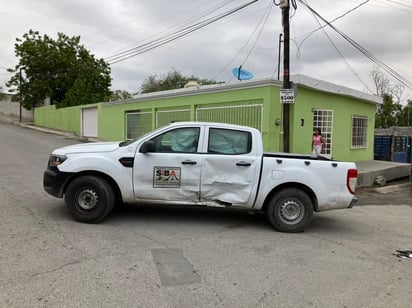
[{"xmin": 49, "ymin": 154, "xmax": 67, "ymax": 166}]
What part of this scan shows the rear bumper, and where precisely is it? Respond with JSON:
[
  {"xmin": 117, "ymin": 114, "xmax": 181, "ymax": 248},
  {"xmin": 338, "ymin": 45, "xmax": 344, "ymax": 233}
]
[
  {"xmin": 348, "ymin": 196, "xmax": 358, "ymax": 208},
  {"xmin": 43, "ymin": 168, "xmax": 75, "ymax": 198}
]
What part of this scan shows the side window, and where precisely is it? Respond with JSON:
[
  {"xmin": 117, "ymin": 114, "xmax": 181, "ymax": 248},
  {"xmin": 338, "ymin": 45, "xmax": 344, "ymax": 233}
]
[
  {"xmin": 208, "ymin": 128, "xmax": 251, "ymax": 155},
  {"xmin": 150, "ymin": 128, "xmax": 200, "ymax": 153}
]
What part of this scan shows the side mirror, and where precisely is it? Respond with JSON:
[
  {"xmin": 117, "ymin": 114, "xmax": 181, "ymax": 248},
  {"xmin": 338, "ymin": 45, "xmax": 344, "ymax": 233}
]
[{"xmin": 139, "ymin": 140, "xmax": 156, "ymax": 153}]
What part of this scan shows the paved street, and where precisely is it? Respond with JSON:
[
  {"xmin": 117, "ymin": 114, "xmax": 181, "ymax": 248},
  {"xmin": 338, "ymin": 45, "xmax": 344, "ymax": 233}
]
[{"xmin": 0, "ymin": 121, "xmax": 411, "ymax": 307}]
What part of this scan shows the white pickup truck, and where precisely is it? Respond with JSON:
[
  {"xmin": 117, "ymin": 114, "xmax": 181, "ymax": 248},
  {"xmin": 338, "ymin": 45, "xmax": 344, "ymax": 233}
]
[{"xmin": 43, "ymin": 122, "xmax": 358, "ymax": 232}]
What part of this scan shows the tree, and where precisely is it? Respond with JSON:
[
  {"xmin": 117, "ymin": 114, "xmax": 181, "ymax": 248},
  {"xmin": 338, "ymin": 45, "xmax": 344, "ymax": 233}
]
[
  {"xmin": 370, "ymin": 66, "xmax": 391, "ymax": 98},
  {"xmin": 110, "ymin": 90, "xmax": 134, "ymax": 101},
  {"xmin": 0, "ymin": 87, "xmax": 5, "ymax": 100},
  {"xmin": 140, "ymin": 68, "xmax": 221, "ymax": 94},
  {"xmin": 6, "ymin": 30, "xmax": 112, "ymax": 109},
  {"xmin": 369, "ymin": 67, "xmax": 406, "ymax": 128},
  {"xmin": 375, "ymin": 94, "xmax": 403, "ymax": 128},
  {"xmin": 369, "ymin": 66, "xmax": 404, "ymax": 101},
  {"xmin": 397, "ymin": 100, "xmax": 412, "ymax": 127}
]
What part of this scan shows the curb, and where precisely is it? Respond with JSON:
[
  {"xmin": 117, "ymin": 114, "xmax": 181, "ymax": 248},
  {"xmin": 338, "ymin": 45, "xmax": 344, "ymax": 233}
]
[{"xmin": 370, "ymin": 182, "xmax": 412, "ymax": 194}]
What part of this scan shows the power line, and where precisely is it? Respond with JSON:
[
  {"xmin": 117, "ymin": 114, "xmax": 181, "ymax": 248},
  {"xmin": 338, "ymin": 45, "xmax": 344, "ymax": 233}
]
[
  {"xmin": 241, "ymin": 3, "xmax": 273, "ymax": 67},
  {"xmin": 212, "ymin": 1, "xmax": 273, "ymax": 81},
  {"xmin": 384, "ymin": 0, "xmax": 412, "ymax": 9},
  {"xmin": 298, "ymin": 0, "xmax": 412, "ymax": 89},
  {"xmin": 103, "ymin": 0, "xmax": 235, "ymax": 59},
  {"xmin": 303, "ymin": 1, "xmax": 373, "ymax": 93},
  {"xmin": 373, "ymin": 0, "xmax": 412, "ymax": 13},
  {"xmin": 88, "ymin": 1, "xmax": 235, "ymax": 49},
  {"xmin": 106, "ymin": 1, "xmax": 256, "ymax": 64},
  {"xmin": 295, "ymin": 0, "xmax": 369, "ymax": 54},
  {"xmin": 227, "ymin": 3, "xmax": 273, "ymax": 82},
  {"xmin": 106, "ymin": 0, "xmax": 258, "ymax": 65}
]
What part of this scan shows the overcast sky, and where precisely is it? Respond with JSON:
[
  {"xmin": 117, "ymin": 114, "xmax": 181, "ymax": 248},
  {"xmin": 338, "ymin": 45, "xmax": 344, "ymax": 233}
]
[{"xmin": 1, "ymin": 0, "xmax": 411, "ymax": 102}]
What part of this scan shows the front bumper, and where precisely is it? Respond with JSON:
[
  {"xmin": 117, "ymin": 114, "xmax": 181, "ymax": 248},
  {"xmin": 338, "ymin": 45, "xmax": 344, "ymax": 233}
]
[{"xmin": 43, "ymin": 167, "xmax": 75, "ymax": 198}]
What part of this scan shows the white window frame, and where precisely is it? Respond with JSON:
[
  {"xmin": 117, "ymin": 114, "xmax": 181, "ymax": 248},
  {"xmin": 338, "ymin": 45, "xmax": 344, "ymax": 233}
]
[
  {"xmin": 351, "ymin": 116, "xmax": 368, "ymax": 149},
  {"xmin": 312, "ymin": 109, "xmax": 333, "ymax": 159}
]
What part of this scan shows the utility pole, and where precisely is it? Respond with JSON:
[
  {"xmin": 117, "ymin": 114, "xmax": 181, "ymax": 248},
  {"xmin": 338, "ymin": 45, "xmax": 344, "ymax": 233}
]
[
  {"xmin": 281, "ymin": 0, "xmax": 290, "ymax": 152},
  {"xmin": 19, "ymin": 67, "xmax": 23, "ymax": 123}
]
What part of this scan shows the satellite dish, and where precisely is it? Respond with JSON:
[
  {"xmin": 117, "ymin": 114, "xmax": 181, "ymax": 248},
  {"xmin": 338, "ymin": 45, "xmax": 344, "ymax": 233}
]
[{"xmin": 232, "ymin": 66, "xmax": 253, "ymax": 81}]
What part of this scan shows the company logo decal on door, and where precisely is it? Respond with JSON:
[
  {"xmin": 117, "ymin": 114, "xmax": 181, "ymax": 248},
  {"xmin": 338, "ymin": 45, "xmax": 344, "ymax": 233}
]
[{"xmin": 153, "ymin": 167, "xmax": 181, "ymax": 188}]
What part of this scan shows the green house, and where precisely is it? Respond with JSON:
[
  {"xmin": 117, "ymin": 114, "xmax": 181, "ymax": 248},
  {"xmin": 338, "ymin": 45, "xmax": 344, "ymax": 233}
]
[{"xmin": 35, "ymin": 75, "xmax": 381, "ymax": 161}]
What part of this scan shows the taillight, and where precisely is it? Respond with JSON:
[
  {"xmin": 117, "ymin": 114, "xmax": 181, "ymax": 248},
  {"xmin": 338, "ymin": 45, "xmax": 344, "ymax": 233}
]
[{"xmin": 347, "ymin": 169, "xmax": 358, "ymax": 195}]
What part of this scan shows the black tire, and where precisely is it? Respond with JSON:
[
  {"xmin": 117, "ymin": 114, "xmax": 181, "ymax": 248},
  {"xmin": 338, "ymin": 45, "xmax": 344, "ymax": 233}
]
[
  {"xmin": 266, "ymin": 188, "xmax": 313, "ymax": 233},
  {"xmin": 64, "ymin": 176, "xmax": 115, "ymax": 223}
]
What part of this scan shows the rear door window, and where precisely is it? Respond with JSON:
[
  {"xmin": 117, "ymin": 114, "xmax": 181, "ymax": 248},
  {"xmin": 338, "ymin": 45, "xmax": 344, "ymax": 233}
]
[{"xmin": 208, "ymin": 128, "xmax": 251, "ymax": 155}]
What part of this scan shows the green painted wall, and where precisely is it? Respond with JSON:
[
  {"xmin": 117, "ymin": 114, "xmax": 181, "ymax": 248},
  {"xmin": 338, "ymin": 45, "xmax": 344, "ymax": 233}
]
[
  {"xmin": 34, "ymin": 104, "xmax": 86, "ymax": 135},
  {"xmin": 34, "ymin": 82, "xmax": 376, "ymax": 161},
  {"xmin": 291, "ymin": 87, "xmax": 376, "ymax": 160},
  {"xmin": 100, "ymin": 86, "xmax": 281, "ymax": 152}
]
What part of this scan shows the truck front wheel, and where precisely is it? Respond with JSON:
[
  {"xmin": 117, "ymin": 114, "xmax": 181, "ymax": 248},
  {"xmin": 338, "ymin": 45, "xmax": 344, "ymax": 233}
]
[
  {"xmin": 64, "ymin": 176, "xmax": 115, "ymax": 223},
  {"xmin": 267, "ymin": 188, "xmax": 313, "ymax": 233}
]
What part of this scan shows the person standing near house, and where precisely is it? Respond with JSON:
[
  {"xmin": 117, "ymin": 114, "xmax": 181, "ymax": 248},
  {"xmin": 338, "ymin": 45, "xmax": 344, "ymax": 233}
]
[{"xmin": 312, "ymin": 128, "xmax": 324, "ymax": 157}]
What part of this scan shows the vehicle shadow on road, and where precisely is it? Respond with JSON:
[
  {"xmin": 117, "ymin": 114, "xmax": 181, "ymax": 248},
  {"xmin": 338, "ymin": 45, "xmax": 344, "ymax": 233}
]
[
  {"xmin": 47, "ymin": 201, "xmax": 356, "ymax": 234},
  {"xmin": 305, "ymin": 214, "xmax": 353, "ymax": 234},
  {"xmin": 110, "ymin": 204, "xmax": 271, "ymax": 230}
]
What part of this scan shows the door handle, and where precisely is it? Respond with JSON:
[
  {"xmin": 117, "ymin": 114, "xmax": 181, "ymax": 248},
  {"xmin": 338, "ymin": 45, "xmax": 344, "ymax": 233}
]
[
  {"xmin": 181, "ymin": 160, "xmax": 197, "ymax": 165},
  {"xmin": 236, "ymin": 161, "xmax": 251, "ymax": 167}
]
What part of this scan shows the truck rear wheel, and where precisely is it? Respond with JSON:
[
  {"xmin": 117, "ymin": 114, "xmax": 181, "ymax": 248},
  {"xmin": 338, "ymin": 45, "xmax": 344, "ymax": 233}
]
[
  {"xmin": 266, "ymin": 188, "xmax": 313, "ymax": 233},
  {"xmin": 64, "ymin": 176, "xmax": 115, "ymax": 223}
]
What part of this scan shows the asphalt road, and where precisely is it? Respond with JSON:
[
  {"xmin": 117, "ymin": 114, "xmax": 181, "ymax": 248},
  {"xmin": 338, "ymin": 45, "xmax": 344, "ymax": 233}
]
[{"xmin": 0, "ymin": 121, "xmax": 411, "ymax": 307}]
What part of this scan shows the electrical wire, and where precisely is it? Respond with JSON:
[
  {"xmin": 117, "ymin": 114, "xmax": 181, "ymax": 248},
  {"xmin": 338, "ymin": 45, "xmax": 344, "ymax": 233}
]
[
  {"xmin": 295, "ymin": 0, "xmax": 369, "ymax": 57},
  {"xmin": 103, "ymin": 0, "xmax": 235, "ymax": 59},
  {"xmin": 227, "ymin": 4, "xmax": 273, "ymax": 82},
  {"xmin": 241, "ymin": 4, "xmax": 273, "ymax": 67},
  {"xmin": 384, "ymin": 0, "xmax": 412, "ymax": 9},
  {"xmin": 105, "ymin": 1, "xmax": 236, "ymax": 61},
  {"xmin": 303, "ymin": 1, "xmax": 373, "ymax": 93},
  {"xmin": 297, "ymin": 0, "xmax": 412, "ymax": 89},
  {"xmin": 371, "ymin": 0, "xmax": 412, "ymax": 13},
  {"xmin": 105, "ymin": 0, "xmax": 258, "ymax": 65},
  {"xmin": 212, "ymin": 1, "xmax": 272, "ymax": 80}
]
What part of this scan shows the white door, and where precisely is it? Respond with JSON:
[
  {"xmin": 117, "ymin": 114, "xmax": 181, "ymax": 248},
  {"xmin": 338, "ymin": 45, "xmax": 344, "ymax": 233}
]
[
  {"xmin": 200, "ymin": 127, "xmax": 259, "ymax": 206},
  {"xmin": 82, "ymin": 107, "xmax": 98, "ymax": 137},
  {"xmin": 133, "ymin": 127, "xmax": 202, "ymax": 202}
]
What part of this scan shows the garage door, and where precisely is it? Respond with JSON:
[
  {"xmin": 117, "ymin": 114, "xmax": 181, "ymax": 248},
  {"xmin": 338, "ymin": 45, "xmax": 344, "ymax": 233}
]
[{"xmin": 82, "ymin": 107, "xmax": 98, "ymax": 137}]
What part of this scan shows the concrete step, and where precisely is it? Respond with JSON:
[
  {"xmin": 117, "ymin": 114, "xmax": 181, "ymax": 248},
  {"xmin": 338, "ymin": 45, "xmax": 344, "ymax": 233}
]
[{"xmin": 356, "ymin": 160, "xmax": 411, "ymax": 188}]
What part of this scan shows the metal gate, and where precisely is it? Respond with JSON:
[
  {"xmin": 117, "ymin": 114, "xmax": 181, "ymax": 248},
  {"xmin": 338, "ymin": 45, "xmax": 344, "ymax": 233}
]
[
  {"xmin": 195, "ymin": 104, "xmax": 263, "ymax": 132},
  {"xmin": 125, "ymin": 111, "xmax": 152, "ymax": 139},
  {"xmin": 392, "ymin": 136, "xmax": 409, "ymax": 163},
  {"xmin": 156, "ymin": 109, "xmax": 191, "ymax": 128}
]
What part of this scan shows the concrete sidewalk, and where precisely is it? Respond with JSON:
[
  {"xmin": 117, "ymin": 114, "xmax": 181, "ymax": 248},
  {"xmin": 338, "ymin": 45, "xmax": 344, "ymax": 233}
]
[
  {"xmin": 0, "ymin": 113, "xmax": 94, "ymax": 141},
  {"xmin": 1, "ymin": 113, "xmax": 411, "ymax": 187}
]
